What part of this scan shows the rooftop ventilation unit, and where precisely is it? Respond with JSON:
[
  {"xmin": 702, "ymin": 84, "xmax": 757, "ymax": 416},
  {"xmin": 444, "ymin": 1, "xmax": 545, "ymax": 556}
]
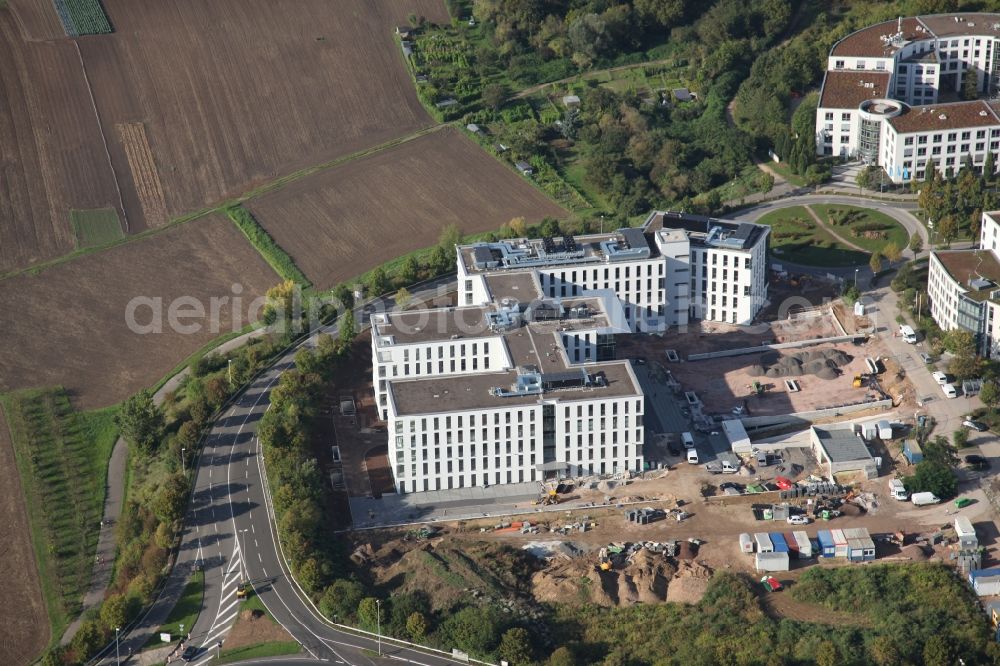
[
  {"xmin": 981, "ymin": 110, "xmax": 989, "ymax": 116},
  {"xmin": 970, "ymin": 277, "xmax": 993, "ymax": 291},
  {"xmin": 939, "ymin": 113, "xmax": 948, "ymax": 120}
]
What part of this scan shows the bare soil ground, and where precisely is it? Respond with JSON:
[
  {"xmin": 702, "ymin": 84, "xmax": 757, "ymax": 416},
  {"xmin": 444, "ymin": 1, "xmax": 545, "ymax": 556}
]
[
  {"xmin": 0, "ymin": 214, "xmax": 277, "ymax": 409},
  {"xmin": 80, "ymin": 0, "xmax": 447, "ymax": 231},
  {"xmin": 224, "ymin": 606, "xmax": 296, "ymax": 652},
  {"xmin": 0, "ymin": 409, "xmax": 49, "ymax": 665},
  {"xmin": 0, "ymin": 9, "xmax": 123, "ymax": 273},
  {"xmin": 8, "ymin": 0, "xmax": 66, "ymax": 41},
  {"xmin": 247, "ymin": 127, "xmax": 567, "ymax": 290}
]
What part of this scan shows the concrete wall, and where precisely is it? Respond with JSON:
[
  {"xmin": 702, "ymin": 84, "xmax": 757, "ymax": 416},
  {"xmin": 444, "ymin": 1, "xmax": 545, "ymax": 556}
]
[{"xmin": 687, "ymin": 334, "xmax": 861, "ymax": 361}]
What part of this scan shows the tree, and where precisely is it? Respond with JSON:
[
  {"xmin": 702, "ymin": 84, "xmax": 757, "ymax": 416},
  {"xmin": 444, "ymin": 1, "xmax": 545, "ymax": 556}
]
[
  {"xmin": 949, "ymin": 352, "xmax": 979, "ymax": 380},
  {"xmin": 909, "ymin": 233, "xmax": 924, "ymax": 254},
  {"xmin": 395, "ymin": 287, "xmax": 412, "ymax": 311},
  {"xmin": 937, "ymin": 215, "xmax": 958, "ymax": 244},
  {"xmin": 439, "ymin": 223, "xmax": 462, "ymax": 252},
  {"xmin": 943, "ymin": 329, "xmax": 976, "ymax": 356},
  {"xmin": 547, "ymin": 647, "xmax": 576, "ymax": 666},
  {"xmin": 406, "ymin": 612, "xmax": 428, "ymax": 640},
  {"xmin": 152, "ymin": 473, "xmax": 190, "ymax": 524},
  {"xmin": 338, "ymin": 310, "xmax": 357, "ymax": 350},
  {"xmin": 482, "ymin": 82, "xmax": 507, "ymax": 112},
  {"xmin": 399, "ymin": 255, "xmax": 419, "ymax": 284},
  {"xmin": 295, "ymin": 347, "xmax": 326, "ymax": 377},
  {"xmin": 869, "ymin": 250, "xmax": 883, "ymax": 274},
  {"xmin": 319, "ymin": 579, "xmax": 365, "ymax": 622},
  {"xmin": 499, "ymin": 628, "xmax": 534, "ymax": 665},
  {"xmin": 115, "ymin": 389, "xmax": 165, "ymax": 455},
  {"xmin": 815, "ymin": 641, "xmax": 838, "ymax": 666},
  {"xmin": 882, "ymin": 242, "xmax": 902, "ymax": 263},
  {"xmin": 923, "ymin": 635, "xmax": 955, "ymax": 666},
  {"xmin": 332, "ymin": 283, "xmax": 354, "ymax": 311},
  {"xmin": 296, "ymin": 557, "xmax": 324, "ymax": 593},
  {"xmin": 980, "ymin": 380, "xmax": 1000, "ymax": 410},
  {"xmin": 357, "ymin": 597, "xmax": 381, "ymax": 632},
  {"xmin": 962, "ymin": 66, "xmax": 980, "ymax": 100},
  {"xmin": 906, "ymin": 460, "xmax": 958, "ymax": 498},
  {"xmin": 953, "ymin": 428, "xmax": 969, "ymax": 449},
  {"xmin": 439, "ymin": 607, "xmax": 500, "ymax": 657},
  {"xmin": 856, "ymin": 165, "xmax": 877, "ymax": 192},
  {"xmin": 508, "ymin": 216, "xmax": 528, "ymax": 237},
  {"xmin": 871, "ymin": 636, "xmax": 901, "ymax": 666},
  {"xmin": 100, "ymin": 593, "xmax": 128, "ymax": 631},
  {"xmin": 842, "ymin": 283, "xmax": 860, "ymax": 306},
  {"xmin": 367, "ymin": 266, "xmax": 389, "ymax": 297},
  {"xmin": 985, "ymin": 151, "xmax": 996, "ymax": 183}
]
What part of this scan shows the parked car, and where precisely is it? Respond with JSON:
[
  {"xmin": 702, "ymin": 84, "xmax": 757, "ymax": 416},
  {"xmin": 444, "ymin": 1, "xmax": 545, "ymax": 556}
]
[
  {"xmin": 760, "ymin": 576, "xmax": 783, "ymax": 592},
  {"xmin": 182, "ymin": 646, "xmax": 202, "ymax": 663},
  {"xmin": 932, "ymin": 371, "xmax": 948, "ymax": 385},
  {"xmin": 774, "ymin": 476, "xmax": 794, "ymax": 490},
  {"xmin": 965, "ymin": 454, "xmax": 990, "ymax": 469},
  {"xmin": 955, "ymin": 497, "xmax": 974, "ymax": 508},
  {"xmin": 787, "ymin": 515, "xmax": 811, "ymax": 525},
  {"xmin": 668, "ymin": 443, "xmax": 681, "ymax": 457},
  {"xmin": 920, "ymin": 352, "xmax": 934, "ymax": 364},
  {"xmin": 963, "ymin": 419, "xmax": 988, "ymax": 432},
  {"xmin": 720, "ymin": 481, "xmax": 743, "ymax": 492}
]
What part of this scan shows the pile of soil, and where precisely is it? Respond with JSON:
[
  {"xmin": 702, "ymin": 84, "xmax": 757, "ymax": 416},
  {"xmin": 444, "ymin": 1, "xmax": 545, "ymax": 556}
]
[
  {"xmin": 531, "ymin": 548, "xmax": 712, "ymax": 607},
  {"xmin": 900, "ymin": 543, "xmax": 930, "ymax": 561},
  {"xmin": 759, "ymin": 348, "xmax": 852, "ymax": 380}
]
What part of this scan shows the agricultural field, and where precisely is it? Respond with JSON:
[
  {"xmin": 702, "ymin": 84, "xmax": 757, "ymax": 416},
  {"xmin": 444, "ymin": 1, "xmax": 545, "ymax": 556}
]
[
  {"xmin": 756, "ymin": 205, "xmax": 869, "ymax": 268},
  {"xmin": 811, "ymin": 204, "xmax": 910, "ymax": 254},
  {"xmin": 0, "ymin": 409, "xmax": 49, "ymax": 665},
  {"xmin": 0, "ymin": 389, "xmax": 117, "ymax": 639},
  {"xmin": 52, "ymin": 0, "xmax": 112, "ymax": 36},
  {"xmin": 8, "ymin": 0, "xmax": 67, "ymax": 40},
  {"xmin": 78, "ymin": 0, "xmax": 448, "ymax": 230},
  {"xmin": 0, "ymin": 214, "xmax": 278, "ymax": 410},
  {"xmin": 70, "ymin": 209, "xmax": 124, "ymax": 249},
  {"xmin": 247, "ymin": 127, "xmax": 566, "ymax": 290},
  {"xmin": 0, "ymin": 9, "xmax": 123, "ymax": 274}
]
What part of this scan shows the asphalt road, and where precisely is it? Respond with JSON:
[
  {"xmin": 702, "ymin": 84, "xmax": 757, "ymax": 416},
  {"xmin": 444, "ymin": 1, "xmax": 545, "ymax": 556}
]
[{"xmin": 100, "ymin": 278, "xmax": 467, "ymax": 666}]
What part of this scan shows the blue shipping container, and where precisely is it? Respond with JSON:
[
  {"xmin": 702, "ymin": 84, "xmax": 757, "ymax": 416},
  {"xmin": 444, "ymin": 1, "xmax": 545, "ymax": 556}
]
[
  {"xmin": 817, "ymin": 530, "xmax": 836, "ymax": 558},
  {"xmin": 770, "ymin": 532, "xmax": 789, "ymax": 553}
]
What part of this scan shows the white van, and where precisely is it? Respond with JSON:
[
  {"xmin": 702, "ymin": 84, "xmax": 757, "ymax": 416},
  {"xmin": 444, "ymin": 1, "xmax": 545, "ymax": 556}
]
[
  {"xmin": 942, "ymin": 383, "xmax": 958, "ymax": 399},
  {"xmin": 686, "ymin": 448, "xmax": 699, "ymax": 464},
  {"xmin": 889, "ymin": 478, "xmax": 908, "ymax": 501},
  {"xmin": 932, "ymin": 371, "xmax": 948, "ymax": 385},
  {"xmin": 899, "ymin": 325, "xmax": 917, "ymax": 344},
  {"xmin": 681, "ymin": 432, "xmax": 695, "ymax": 449}
]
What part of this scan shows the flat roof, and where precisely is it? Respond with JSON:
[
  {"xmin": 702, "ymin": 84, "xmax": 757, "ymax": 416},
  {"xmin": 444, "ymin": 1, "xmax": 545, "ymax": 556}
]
[
  {"xmin": 818, "ymin": 71, "xmax": 892, "ymax": 110},
  {"xmin": 388, "ymin": 360, "xmax": 641, "ymax": 415},
  {"xmin": 645, "ymin": 211, "xmax": 767, "ymax": 251},
  {"xmin": 934, "ymin": 249, "xmax": 1000, "ymax": 301},
  {"xmin": 458, "ymin": 229, "xmax": 657, "ymax": 275},
  {"xmin": 887, "ymin": 100, "xmax": 1000, "ymax": 133},
  {"xmin": 917, "ymin": 13, "xmax": 1000, "ymax": 38},
  {"xmin": 812, "ymin": 426, "xmax": 873, "ymax": 463},
  {"xmin": 485, "ymin": 271, "xmax": 540, "ymax": 302},
  {"xmin": 373, "ymin": 295, "xmax": 615, "ymax": 345},
  {"xmin": 831, "ymin": 17, "xmax": 927, "ymax": 58}
]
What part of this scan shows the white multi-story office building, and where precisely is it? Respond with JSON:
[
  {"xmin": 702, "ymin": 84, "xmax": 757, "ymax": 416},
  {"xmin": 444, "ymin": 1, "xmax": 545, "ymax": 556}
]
[
  {"xmin": 457, "ymin": 211, "xmax": 769, "ymax": 332},
  {"xmin": 928, "ymin": 210, "xmax": 1000, "ymax": 357},
  {"xmin": 371, "ymin": 270, "xmax": 643, "ymax": 493},
  {"xmin": 816, "ymin": 13, "xmax": 1000, "ymax": 182}
]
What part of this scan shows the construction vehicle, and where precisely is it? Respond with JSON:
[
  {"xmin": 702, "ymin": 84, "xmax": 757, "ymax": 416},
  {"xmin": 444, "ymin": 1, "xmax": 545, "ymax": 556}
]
[
  {"xmin": 236, "ymin": 582, "xmax": 248, "ymax": 599},
  {"xmin": 852, "ymin": 374, "xmax": 863, "ymax": 388},
  {"xmin": 534, "ymin": 488, "xmax": 559, "ymax": 506}
]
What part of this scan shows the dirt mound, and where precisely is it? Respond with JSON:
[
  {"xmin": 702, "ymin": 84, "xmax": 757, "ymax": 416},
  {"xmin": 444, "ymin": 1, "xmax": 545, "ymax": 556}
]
[
  {"xmin": 816, "ymin": 367, "xmax": 839, "ymax": 380},
  {"xmin": 900, "ymin": 543, "xmax": 929, "ymax": 561},
  {"xmin": 748, "ymin": 364, "xmax": 766, "ymax": 377},
  {"xmin": 531, "ymin": 548, "xmax": 711, "ymax": 607}
]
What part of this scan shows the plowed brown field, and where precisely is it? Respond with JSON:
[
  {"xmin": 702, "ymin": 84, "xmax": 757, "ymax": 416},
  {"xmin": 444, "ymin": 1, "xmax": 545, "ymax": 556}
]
[
  {"xmin": 0, "ymin": 214, "xmax": 277, "ymax": 410},
  {"xmin": 0, "ymin": 10, "xmax": 123, "ymax": 274},
  {"xmin": 80, "ymin": 0, "xmax": 446, "ymax": 231},
  {"xmin": 247, "ymin": 128, "xmax": 567, "ymax": 290}
]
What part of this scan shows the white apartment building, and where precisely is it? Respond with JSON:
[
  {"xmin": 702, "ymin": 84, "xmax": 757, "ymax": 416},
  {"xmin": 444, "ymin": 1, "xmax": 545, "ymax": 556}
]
[
  {"xmin": 371, "ymin": 269, "xmax": 643, "ymax": 493},
  {"xmin": 927, "ymin": 210, "xmax": 1000, "ymax": 357},
  {"xmin": 816, "ymin": 13, "xmax": 1000, "ymax": 182},
  {"xmin": 457, "ymin": 211, "xmax": 769, "ymax": 332}
]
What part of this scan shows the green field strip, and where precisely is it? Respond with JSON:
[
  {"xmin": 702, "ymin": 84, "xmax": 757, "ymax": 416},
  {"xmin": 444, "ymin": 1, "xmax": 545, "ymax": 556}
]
[
  {"xmin": 70, "ymin": 208, "xmax": 124, "ymax": 249},
  {"xmin": 224, "ymin": 205, "xmax": 311, "ymax": 287}
]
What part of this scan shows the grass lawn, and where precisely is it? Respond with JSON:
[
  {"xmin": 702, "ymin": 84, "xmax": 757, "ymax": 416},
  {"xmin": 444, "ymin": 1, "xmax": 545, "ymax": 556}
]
[
  {"xmin": 145, "ymin": 569, "xmax": 204, "ymax": 646},
  {"xmin": 756, "ymin": 206, "xmax": 868, "ymax": 267},
  {"xmin": 811, "ymin": 204, "xmax": 910, "ymax": 253},
  {"xmin": 214, "ymin": 640, "xmax": 301, "ymax": 665},
  {"xmin": 698, "ymin": 164, "xmax": 773, "ymax": 205},
  {"xmin": 0, "ymin": 388, "xmax": 118, "ymax": 639},
  {"xmin": 70, "ymin": 208, "xmax": 124, "ymax": 248}
]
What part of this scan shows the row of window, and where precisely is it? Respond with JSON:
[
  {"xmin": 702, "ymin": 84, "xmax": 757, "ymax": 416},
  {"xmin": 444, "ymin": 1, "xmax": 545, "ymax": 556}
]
[{"xmin": 396, "ymin": 459, "xmax": 644, "ymax": 493}]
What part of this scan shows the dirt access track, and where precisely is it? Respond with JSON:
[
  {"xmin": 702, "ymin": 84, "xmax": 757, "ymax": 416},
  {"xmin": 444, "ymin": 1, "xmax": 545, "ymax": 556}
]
[
  {"xmin": 248, "ymin": 127, "xmax": 567, "ymax": 290},
  {"xmin": 0, "ymin": 215, "xmax": 277, "ymax": 410},
  {"xmin": 0, "ymin": 0, "xmax": 446, "ymax": 272}
]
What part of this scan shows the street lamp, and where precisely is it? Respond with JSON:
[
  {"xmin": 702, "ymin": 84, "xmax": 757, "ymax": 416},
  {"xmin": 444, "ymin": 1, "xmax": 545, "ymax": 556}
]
[
  {"xmin": 227, "ymin": 359, "xmax": 233, "ymax": 387},
  {"xmin": 115, "ymin": 626, "xmax": 120, "ymax": 665},
  {"xmin": 180, "ymin": 447, "xmax": 186, "ymax": 473},
  {"xmin": 854, "ymin": 268, "xmax": 860, "ymax": 289},
  {"xmin": 600, "ymin": 214, "xmax": 605, "ymax": 234},
  {"xmin": 376, "ymin": 599, "xmax": 382, "ymax": 656}
]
